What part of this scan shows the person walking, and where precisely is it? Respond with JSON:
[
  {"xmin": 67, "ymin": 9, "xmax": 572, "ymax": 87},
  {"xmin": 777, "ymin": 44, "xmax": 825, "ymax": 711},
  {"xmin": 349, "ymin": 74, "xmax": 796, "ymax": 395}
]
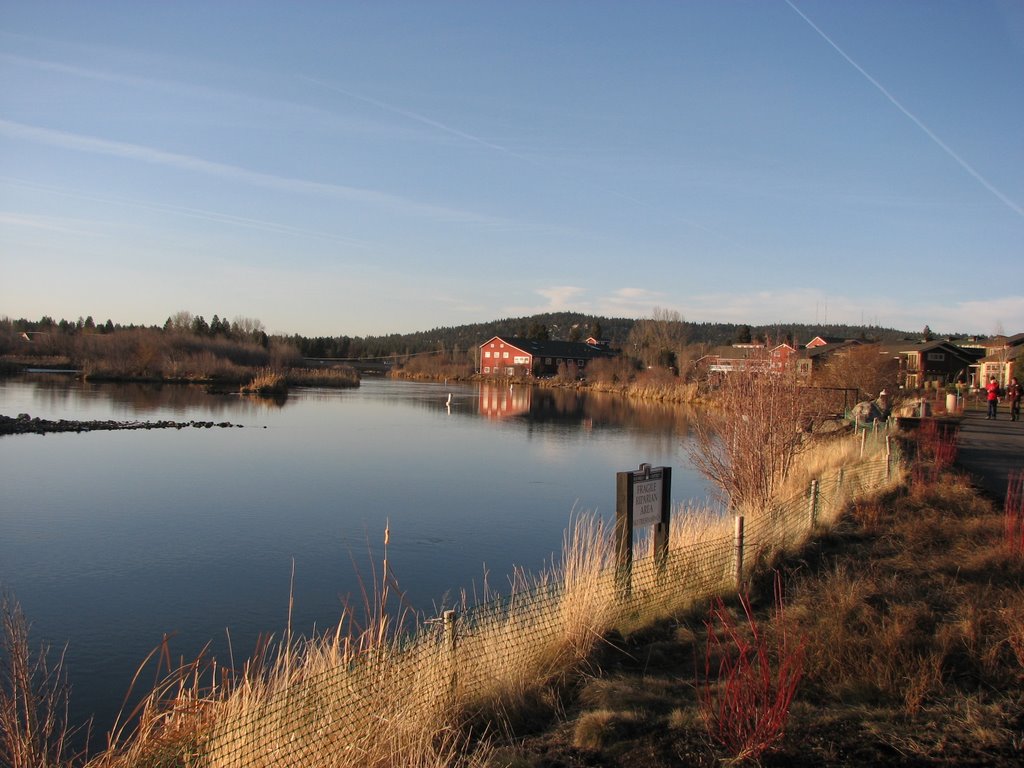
[
  {"xmin": 1008, "ymin": 376, "xmax": 1022, "ymax": 422},
  {"xmin": 986, "ymin": 376, "xmax": 1000, "ymax": 419}
]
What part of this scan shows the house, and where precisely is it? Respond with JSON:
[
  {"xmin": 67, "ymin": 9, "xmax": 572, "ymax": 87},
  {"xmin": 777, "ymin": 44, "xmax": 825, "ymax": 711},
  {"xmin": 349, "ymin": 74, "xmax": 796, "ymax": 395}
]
[
  {"xmin": 478, "ymin": 336, "xmax": 615, "ymax": 378},
  {"xmin": 804, "ymin": 335, "xmax": 848, "ymax": 349},
  {"xmin": 697, "ymin": 342, "xmax": 803, "ymax": 377},
  {"xmin": 769, "ymin": 343, "xmax": 798, "ymax": 373},
  {"xmin": 795, "ymin": 339, "xmax": 866, "ymax": 379},
  {"xmin": 970, "ymin": 333, "xmax": 1024, "ymax": 388},
  {"xmin": 696, "ymin": 344, "xmax": 768, "ymax": 376},
  {"xmin": 884, "ymin": 340, "xmax": 982, "ymax": 389}
]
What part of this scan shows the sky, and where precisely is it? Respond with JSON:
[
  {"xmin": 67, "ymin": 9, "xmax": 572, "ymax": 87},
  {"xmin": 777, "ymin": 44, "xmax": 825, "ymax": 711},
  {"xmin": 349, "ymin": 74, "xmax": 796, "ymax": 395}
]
[{"xmin": 1, "ymin": 1, "xmax": 1022, "ymax": 338}]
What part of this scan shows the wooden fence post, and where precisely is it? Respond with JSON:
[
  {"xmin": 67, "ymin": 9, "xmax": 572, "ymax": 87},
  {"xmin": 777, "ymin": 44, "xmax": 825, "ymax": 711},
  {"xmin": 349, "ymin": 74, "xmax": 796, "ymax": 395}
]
[
  {"xmin": 615, "ymin": 470, "xmax": 633, "ymax": 599},
  {"xmin": 808, "ymin": 479, "xmax": 819, "ymax": 528},
  {"xmin": 885, "ymin": 435, "xmax": 892, "ymax": 480},
  {"xmin": 733, "ymin": 515, "xmax": 745, "ymax": 589},
  {"xmin": 860, "ymin": 428, "xmax": 867, "ymax": 458}
]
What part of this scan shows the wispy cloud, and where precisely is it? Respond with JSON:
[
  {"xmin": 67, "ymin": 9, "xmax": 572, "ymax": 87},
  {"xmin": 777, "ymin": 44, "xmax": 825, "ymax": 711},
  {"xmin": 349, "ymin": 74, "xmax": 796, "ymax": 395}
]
[
  {"xmin": 676, "ymin": 288, "xmax": 1023, "ymax": 335},
  {"xmin": 1, "ymin": 177, "xmax": 372, "ymax": 247},
  {"xmin": 0, "ymin": 210, "xmax": 103, "ymax": 237},
  {"xmin": 597, "ymin": 288, "xmax": 669, "ymax": 317},
  {"xmin": 786, "ymin": 0, "xmax": 1024, "ymax": 219},
  {"xmin": 0, "ymin": 119, "xmax": 504, "ymax": 224}
]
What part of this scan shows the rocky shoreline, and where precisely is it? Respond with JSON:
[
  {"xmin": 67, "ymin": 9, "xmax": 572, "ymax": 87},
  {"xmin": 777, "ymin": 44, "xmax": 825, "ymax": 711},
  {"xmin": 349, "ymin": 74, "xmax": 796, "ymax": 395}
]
[{"xmin": 1, "ymin": 413, "xmax": 244, "ymax": 436}]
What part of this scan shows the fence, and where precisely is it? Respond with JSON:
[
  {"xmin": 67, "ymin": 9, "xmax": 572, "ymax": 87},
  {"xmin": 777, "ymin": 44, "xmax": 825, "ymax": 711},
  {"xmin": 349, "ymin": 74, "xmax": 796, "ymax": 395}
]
[{"xmin": 122, "ymin": 426, "xmax": 901, "ymax": 767}]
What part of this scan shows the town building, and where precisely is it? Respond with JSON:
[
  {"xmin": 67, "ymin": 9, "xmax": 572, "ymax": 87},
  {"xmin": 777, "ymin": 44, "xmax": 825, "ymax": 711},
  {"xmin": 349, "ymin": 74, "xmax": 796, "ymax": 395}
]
[
  {"xmin": 478, "ymin": 336, "xmax": 615, "ymax": 378},
  {"xmin": 879, "ymin": 339, "xmax": 983, "ymax": 389},
  {"xmin": 970, "ymin": 333, "xmax": 1023, "ymax": 387}
]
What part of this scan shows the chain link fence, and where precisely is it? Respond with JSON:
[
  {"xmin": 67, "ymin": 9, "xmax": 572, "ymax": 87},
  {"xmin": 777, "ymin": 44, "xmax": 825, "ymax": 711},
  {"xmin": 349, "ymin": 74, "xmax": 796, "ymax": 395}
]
[{"xmin": 122, "ymin": 427, "xmax": 900, "ymax": 767}]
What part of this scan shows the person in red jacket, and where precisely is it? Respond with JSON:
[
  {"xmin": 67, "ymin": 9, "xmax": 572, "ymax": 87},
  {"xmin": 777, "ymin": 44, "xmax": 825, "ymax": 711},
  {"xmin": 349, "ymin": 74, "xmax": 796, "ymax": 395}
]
[
  {"xmin": 985, "ymin": 376, "xmax": 1000, "ymax": 419},
  {"xmin": 1008, "ymin": 376, "xmax": 1022, "ymax": 422}
]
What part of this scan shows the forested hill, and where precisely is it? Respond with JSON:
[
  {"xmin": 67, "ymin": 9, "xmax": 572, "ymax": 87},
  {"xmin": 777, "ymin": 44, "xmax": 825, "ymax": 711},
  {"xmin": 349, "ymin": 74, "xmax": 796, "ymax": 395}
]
[{"xmin": 290, "ymin": 312, "xmax": 916, "ymax": 360}]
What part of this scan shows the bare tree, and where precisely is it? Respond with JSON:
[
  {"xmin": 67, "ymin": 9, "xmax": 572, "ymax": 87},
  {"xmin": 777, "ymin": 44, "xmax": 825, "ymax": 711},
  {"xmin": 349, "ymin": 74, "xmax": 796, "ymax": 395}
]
[
  {"xmin": 687, "ymin": 361, "xmax": 813, "ymax": 514},
  {"xmin": 628, "ymin": 307, "xmax": 688, "ymax": 371},
  {"xmin": 817, "ymin": 344, "xmax": 900, "ymax": 401}
]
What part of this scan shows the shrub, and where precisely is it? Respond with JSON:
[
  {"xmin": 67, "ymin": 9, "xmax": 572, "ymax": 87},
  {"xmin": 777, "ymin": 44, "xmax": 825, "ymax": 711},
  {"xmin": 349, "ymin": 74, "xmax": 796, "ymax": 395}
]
[{"xmin": 698, "ymin": 576, "xmax": 805, "ymax": 762}]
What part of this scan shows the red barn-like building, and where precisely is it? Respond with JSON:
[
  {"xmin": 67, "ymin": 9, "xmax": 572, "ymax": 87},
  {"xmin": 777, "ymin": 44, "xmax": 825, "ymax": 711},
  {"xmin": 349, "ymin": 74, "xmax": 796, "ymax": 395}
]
[{"xmin": 478, "ymin": 336, "xmax": 614, "ymax": 378}]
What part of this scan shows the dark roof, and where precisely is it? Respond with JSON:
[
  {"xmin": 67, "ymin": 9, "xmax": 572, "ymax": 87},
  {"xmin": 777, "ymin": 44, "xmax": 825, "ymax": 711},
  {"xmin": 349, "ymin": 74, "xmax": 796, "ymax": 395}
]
[
  {"xmin": 887, "ymin": 339, "xmax": 984, "ymax": 362},
  {"xmin": 482, "ymin": 336, "xmax": 613, "ymax": 360}
]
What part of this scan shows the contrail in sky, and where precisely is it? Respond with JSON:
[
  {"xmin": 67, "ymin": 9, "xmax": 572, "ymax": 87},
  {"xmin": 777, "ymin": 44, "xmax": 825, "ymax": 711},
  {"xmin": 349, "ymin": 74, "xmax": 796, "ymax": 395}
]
[
  {"xmin": 304, "ymin": 76, "xmax": 536, "ymax": 161},
  {"xmin": 0, "ymin": 118, "xmax": 504, "ymax": 224},
  {"xmin": 785, "ymin": 0, "xmax": 1024, "ymax": 219}
]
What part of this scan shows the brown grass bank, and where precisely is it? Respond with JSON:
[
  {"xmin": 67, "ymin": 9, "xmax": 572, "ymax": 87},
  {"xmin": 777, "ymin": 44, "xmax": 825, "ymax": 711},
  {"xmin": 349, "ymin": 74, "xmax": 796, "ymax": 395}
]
[{"xmin": 495, "ymin": 471, "xmax": 1024, "ymax": 766}]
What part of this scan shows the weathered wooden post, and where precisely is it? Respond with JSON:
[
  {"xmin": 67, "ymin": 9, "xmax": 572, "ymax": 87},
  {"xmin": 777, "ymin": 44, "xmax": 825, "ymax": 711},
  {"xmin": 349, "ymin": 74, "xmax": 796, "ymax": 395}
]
[
  {"xmin": 653, "ymin": 467, "xmax": 672, "ymax": 574},
  {"xmin": 615, "ymin": 470, "xmax": 634, "ymax": 599},
  {"xmin": 885, "ymin": 435, "xmax": 892, "ymax": 480},
  {"xmin": 860, "ymin": 427, "xmax": 867, "ymax": 458},
  {"xmin": 808, "ymin": 479, "xmax": 819, "ymax": 528},
  {"xmin": 733, "ymin": 515, "xmax": 745, "ymax": 589}
]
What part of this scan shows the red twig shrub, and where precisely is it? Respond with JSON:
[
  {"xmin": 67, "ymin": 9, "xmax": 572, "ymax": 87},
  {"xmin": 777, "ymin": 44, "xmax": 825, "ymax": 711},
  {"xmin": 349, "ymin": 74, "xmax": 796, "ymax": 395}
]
[
  {"xmin": 1005, "ymin": 469, "xmax": 1024, "ymax": 557},
  {"xmin": 698, "ymin": 575, "xmax": 806, "ymax": 762},
  {"xmin": 911, "ymin": 418, "xmax": 958, "ymax": 487}
]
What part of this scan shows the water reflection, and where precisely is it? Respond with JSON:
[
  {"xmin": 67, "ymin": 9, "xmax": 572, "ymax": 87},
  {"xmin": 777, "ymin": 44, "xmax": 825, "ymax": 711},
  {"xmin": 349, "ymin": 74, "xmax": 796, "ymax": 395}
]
[{"xmin": 475, "ymin": 381, "xmax": 695, "ymax": 437}]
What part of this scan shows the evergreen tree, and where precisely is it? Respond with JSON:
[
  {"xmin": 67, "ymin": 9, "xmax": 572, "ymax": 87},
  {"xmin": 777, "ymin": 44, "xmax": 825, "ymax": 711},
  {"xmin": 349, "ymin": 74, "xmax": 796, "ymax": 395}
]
[{"xmin": 526, "ymin": 321, "xmax": 550, "ymax": 340}]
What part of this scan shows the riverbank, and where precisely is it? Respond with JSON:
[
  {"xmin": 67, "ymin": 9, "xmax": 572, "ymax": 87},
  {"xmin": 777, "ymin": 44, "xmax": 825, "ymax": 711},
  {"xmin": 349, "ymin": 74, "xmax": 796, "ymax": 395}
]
[{"xmin": 389, "ymin": 368, "xmax": 703, "ymax": 404}]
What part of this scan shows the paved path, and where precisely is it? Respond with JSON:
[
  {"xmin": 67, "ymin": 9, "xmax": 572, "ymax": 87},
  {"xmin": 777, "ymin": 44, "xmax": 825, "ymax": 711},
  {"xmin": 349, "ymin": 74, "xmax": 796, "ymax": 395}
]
[{"xmin": 954, "ymin": 403, "xmax": 1024, "ymax": 503}]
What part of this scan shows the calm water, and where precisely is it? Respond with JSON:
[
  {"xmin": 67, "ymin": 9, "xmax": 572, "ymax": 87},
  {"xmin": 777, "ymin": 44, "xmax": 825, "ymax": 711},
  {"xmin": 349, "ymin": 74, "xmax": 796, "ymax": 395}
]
[{"xmin": 0, "ymin": 375, "xmax": 708, "ymax": 741}]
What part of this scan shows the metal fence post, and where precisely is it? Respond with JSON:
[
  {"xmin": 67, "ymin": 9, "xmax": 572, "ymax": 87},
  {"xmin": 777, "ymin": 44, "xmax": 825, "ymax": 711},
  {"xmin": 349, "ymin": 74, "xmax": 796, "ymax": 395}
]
[
  {"xmin": 733, "ymin": 515, "xmax": 745, "ymax": 589},
  {"xmin": 443, "ymin": 609, "xmax": 457, "ymax": 697},
  {"xmin": 808, "ymin": 479, "xmax": 819, "ymax": 528}
]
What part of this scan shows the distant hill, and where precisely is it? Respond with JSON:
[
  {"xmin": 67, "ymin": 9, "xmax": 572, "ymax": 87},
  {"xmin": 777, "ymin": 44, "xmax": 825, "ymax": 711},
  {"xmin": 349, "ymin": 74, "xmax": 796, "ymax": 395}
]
[{"xmin": 290, "ymin": 313, "xmax": 918, "ymax": 360}]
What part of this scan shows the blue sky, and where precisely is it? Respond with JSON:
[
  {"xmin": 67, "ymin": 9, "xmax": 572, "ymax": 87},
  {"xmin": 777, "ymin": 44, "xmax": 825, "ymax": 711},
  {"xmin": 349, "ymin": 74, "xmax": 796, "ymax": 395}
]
[{"xmin": 2, "ymin": 1, "xmax": 1022, "ymax": 337}]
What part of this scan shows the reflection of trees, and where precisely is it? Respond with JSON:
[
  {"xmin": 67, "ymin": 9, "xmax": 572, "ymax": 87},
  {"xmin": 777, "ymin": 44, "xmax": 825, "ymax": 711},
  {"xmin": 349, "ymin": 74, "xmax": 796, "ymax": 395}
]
[{"xmin": 23, "ymin": 376, "xmax": 290, "ymax": 416}]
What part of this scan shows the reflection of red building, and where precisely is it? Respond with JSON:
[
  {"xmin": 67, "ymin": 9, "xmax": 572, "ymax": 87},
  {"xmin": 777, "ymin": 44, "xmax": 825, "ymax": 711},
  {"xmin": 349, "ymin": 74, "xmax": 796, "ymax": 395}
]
[{"xmin": 478, "ymin": 382, "xmax": 532, "ymax": 419}]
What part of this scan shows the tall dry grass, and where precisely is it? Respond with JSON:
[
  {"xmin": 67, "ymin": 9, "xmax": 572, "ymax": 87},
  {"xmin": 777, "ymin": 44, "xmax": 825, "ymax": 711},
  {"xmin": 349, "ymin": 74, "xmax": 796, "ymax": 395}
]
[{"xmin": 0, "ymin": 592, "xmax": 81, "ymax": 768}]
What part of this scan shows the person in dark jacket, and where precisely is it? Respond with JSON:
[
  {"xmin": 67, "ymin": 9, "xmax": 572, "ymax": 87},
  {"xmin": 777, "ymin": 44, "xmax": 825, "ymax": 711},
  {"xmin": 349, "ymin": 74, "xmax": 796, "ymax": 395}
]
[{"xmin": 1007, "ymin": 376, "xmax": 1022, "ymax": 422}]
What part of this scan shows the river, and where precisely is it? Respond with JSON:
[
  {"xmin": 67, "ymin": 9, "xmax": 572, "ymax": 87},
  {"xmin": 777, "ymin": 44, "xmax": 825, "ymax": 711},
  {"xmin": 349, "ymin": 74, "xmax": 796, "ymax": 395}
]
[{"xmin": 0, "ymin": 374, "xmax": 709, "ymax": 745}]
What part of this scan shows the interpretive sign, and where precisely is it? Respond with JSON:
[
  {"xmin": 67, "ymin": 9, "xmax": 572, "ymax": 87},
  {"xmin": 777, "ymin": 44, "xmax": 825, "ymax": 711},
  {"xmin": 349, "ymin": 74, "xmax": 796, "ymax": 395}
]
[
  {"xmin": 615, "ymin": 463, "xmax": 673, "ymax": 596},
  {"xmin": 632, "ymin": 473, "xmax": 664, "ymax": 529}
]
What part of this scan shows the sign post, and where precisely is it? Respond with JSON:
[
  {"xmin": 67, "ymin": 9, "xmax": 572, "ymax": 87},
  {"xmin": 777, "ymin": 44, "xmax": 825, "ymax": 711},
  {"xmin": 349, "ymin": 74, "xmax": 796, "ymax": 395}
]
[{"xmin": 615, "ymin": 463, "xmax": 672, "ymax": 597}]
